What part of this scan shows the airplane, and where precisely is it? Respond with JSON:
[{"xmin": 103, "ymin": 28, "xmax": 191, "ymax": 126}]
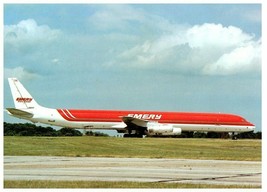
[{"xmin": 6, "ymin": 77, "xmax": 255, "ymax": 139}]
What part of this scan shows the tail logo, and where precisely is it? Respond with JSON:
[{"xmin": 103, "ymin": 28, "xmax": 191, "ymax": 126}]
[{"xmin": 16, "ymin": 97, "xmax": 33, "ymax": 103}]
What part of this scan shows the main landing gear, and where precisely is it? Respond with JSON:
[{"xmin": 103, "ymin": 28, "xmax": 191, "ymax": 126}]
[
  {"xmin": 229, "ymin": 132, "xmax": 238, "ymax": 140},
  {"xmin": 122, "ymin": 126, "xmax": 145, "ymax": 138}
]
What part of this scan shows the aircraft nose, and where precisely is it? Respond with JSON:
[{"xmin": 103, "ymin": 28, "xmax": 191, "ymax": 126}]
[{"xmin": 249, "ymin": 125, "xmax": 256, "ymax": 131}]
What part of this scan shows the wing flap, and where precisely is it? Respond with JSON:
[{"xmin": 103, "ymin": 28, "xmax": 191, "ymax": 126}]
[{"xmin": 122, "ymin": 116, "xmax": 148, "ymax": 127}]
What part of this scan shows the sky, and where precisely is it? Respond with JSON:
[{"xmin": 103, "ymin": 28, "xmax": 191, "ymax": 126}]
[{"xmin": 3, "ymin": 4, "xmax": 262, "ymax": 132}]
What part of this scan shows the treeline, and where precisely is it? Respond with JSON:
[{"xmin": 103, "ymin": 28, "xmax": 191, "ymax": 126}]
[
  {"xmin": 150, "ymin": 131, "xmax": 262, "ymax": 139},
  {"xmin": 3, "ymin": 122, "xmax": 108, "ymax": 137},
  {"xmin": 4, "ymin": 122, "xmax": 82, "ymax": 136},
  {"xmin": 4, "ymin": 122, "xmax": 261, "ymax": 139},
  {"xmin": 85, "ymin": 131, "xmax": 109, "ymax": 137}
]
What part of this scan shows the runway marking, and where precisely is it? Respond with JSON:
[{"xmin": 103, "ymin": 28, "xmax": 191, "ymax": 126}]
[{"xmin": 157, "ymin": 172, "xmax": 262, "ymax": 183}]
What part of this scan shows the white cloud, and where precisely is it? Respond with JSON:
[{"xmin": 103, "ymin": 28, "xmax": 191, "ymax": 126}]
[
  {"xmin": 88, "ymin": 5, "xmax": 145, "ymax": 31},
  {"xmin": 186, "ymin": 23, "xmax": 253, "ymax": 49},
  {"xmin": 4, "ymin": 19, "xmax": 63, "ymax": 76},
  {"xmin": 110, "ymin": 22, "xmax": 261, "ymax": 76},
  {"xmin": 4, "ymin": 19, "xmax": 61, "ymax": 45},
  {"xmin": 4, "ymin": 67, "xmax": 40, "ymax": 81},
  {"xmin": 203, "ymin": 41, "xmax": 261, "ymax": 75}
]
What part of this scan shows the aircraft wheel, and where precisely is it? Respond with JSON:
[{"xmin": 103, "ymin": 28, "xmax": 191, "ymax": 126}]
[{"xmin": 232, "ymin": 135, "xmax": 238, "ymax": 140}]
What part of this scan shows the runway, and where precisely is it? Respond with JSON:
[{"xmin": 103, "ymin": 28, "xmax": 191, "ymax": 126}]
[{"xmin": 4, "ymin": 156, "xmax": 261, "ymax": 186}]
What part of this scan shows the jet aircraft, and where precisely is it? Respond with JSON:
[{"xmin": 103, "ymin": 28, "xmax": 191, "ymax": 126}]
[{"xmin": 6, "ymin": 78, "xmax": 255, "ymax": 138}]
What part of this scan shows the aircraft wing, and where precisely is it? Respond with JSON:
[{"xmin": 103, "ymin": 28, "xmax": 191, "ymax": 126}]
[
  {"xmin": 6, "ymin": 108, "xmax": 33, "ymax": 118},
  {"xmin": 122, "ymin": 116, "xmax": 148, "ymax": 127}
]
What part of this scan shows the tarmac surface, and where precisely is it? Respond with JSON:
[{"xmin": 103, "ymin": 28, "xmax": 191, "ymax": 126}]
[{"xmin": 4, "ymin": 156, "xmax": 261, "ymax": 186}]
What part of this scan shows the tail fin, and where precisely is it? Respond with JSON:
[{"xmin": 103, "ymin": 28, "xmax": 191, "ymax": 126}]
[{"xmin": 8, "ymin": 78, "xmax": 40, "ymax": 109}]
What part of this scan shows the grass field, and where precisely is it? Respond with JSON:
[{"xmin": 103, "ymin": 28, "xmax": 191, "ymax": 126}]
[
  {"xmin": 4, "ymin": 136, "xmax": 261, "ymax": 161},
  {"xmin": 4, "ymin": 180, "xmax": 259, "ymax": 188}
]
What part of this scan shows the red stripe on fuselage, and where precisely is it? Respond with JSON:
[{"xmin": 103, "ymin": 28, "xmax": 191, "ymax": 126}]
[
  {"xmin": 64, "ymin": 109, "xmax": 76, "ymax": 119},
  {"xmin": 58, "ymin": 109, "xmax": 75, "ymax": 121},
  {"xmin": 56, "ymin": 109, "xmax": 254, "ymax": 126}
]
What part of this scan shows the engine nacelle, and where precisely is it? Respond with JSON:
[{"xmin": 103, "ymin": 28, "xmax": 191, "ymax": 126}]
[
  {"xmin": 171, "ymin": 127, "xmax": 182, "ymax": 135},
  {"xmin": 147, "ymin": 123, "xmax": 182, "ymax": 135}
]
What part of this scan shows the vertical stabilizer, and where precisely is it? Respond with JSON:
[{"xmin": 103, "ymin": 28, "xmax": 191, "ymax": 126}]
[{"xmin": 8, "ymin": 78, "xmax": 40, "ymax": 109}]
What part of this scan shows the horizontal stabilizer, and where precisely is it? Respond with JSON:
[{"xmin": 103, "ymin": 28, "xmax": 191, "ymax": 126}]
[{"xmin": 6, "ymin": 108, "xmax": 33, "ymax": 118}]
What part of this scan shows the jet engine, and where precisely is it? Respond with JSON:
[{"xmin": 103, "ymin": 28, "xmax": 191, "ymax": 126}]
[{"xmin": 147, "ymin": 123, "xmax": 182, "ymax": 135}]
